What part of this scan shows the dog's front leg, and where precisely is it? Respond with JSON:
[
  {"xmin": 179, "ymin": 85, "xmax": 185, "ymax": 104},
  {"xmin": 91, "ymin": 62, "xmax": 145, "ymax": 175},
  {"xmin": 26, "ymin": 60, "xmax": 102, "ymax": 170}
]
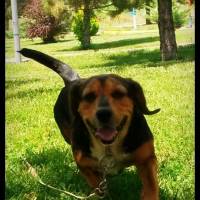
[
  {"xmin": 73, "ymin": 150, "xmax": 103, "ymax": 189},
  {"xmin": 78, "ymin": 166, "xmax": 103, "ymax": 189},
  {"xmin": 136, "ymin": 155, "xmax": 159, "ymax": 200}
]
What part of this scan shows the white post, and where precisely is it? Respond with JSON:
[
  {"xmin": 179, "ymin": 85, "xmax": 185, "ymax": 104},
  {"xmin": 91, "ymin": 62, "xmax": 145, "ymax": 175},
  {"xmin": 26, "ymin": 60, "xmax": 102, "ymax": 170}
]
[
  {"xmin": 11, "ymin": 0, "xmax": 21, "ymax": 63},
  {"xmin": 133, "ymin": 15, "xmax": 137, "ymax": 30},
  {"xmin": 131, "ymin": 8, "xmax": 137, "ymax": 30}
]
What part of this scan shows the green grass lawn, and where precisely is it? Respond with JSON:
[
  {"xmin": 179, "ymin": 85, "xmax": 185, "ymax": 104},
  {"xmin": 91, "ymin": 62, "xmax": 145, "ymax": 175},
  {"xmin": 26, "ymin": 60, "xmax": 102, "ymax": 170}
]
[{"xmin": 6, "ymin": 23, "xmax": 194, "ymax": 199}]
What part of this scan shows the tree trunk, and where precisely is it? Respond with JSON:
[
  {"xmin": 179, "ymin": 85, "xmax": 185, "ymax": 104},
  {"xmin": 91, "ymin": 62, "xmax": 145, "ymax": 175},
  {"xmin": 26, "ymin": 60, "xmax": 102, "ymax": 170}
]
[
  {"xmin": 43, "ymin": 35, "xmax": 56, "ymax": 43},
  {"xmin": 157, "ymin": 0, "xmax": 177, "ymax": 60},
  {"xmin": 82, "ymin": 0, "xmax": 91, "ymax": 49}
]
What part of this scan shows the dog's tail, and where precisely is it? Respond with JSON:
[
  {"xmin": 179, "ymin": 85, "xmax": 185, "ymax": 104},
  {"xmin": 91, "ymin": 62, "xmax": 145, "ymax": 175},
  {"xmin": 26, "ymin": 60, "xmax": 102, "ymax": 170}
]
[{"xmin": 19, "ymin": 48, "xmax": 80, "ymax": 85}]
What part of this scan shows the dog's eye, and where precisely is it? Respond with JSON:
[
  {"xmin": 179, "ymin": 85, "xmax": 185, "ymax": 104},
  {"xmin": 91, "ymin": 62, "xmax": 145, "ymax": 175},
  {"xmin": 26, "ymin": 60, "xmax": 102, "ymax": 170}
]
[
  {"xmin": 82, "ymin": 92, "xmax": 96, "ymax": 102},
  {"xmin": 111, "ymin": 90, "xmax": 126, "ymax": 99}
]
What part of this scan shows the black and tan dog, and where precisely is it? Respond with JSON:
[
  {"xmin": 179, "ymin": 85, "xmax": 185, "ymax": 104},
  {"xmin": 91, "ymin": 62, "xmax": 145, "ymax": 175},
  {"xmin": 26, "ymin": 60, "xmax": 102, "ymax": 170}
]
[{"xmin": 20, "ymin": 48, "xmax": 160, "ymax": 200}]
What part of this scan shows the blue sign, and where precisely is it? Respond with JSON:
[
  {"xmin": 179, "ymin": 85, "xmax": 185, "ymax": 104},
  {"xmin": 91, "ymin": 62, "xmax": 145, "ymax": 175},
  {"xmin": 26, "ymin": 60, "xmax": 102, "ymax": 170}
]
[{"xmin": 130, "ymin": 8, "xmax": 136, "ymax": 16}]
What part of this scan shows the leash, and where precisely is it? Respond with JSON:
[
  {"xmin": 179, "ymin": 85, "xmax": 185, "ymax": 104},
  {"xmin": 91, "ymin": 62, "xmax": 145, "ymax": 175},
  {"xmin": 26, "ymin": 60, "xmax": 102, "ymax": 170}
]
[{"xmin": 23, "ymin": 158, "xmax": 112, "ymax": 200}]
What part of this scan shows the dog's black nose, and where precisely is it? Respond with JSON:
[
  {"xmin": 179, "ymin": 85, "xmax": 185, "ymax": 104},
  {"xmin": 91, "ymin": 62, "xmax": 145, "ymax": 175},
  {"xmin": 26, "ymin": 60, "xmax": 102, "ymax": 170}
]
[{"xmin": 96, "ymin": 108, "xmax": 112, "ymax": 123}]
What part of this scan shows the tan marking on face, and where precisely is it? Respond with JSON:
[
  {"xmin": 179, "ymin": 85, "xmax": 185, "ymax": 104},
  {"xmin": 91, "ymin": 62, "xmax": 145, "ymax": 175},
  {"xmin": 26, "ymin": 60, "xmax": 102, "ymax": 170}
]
[
  {"xmin": 78, "ymin": 78, "xmax": 101, "ymax": 119},
  {"xmin": 103, "ymin": 78, "xmax": 133, "ymax": 126},
  {"xmin": 81, "ymin": 78, "xmax": 102, "ymax": 99},
  {"xmin": 78, "ymin": 76, "xmax": 134, "ymax": 144}
]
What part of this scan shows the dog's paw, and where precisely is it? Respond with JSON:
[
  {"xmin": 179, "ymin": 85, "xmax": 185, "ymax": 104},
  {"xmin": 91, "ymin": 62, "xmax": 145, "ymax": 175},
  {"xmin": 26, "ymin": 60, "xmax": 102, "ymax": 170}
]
[{"xmin": 94, "ymin": 179, "xmax": 108, "ymax": 199}]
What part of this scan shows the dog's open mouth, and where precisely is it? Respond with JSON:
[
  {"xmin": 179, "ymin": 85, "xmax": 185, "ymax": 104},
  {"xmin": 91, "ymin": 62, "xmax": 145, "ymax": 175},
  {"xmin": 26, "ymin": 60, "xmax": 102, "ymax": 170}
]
[
  {"xmin": 86, "ymin": 116, "xmax": 128, "ymax": 145},
  {"xmin": 95, "ymin": 127, "xmax": 117, "ymax": 144}
]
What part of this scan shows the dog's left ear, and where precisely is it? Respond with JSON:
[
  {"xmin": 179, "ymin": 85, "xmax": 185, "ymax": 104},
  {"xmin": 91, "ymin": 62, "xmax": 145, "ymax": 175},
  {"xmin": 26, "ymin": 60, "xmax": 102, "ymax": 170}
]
[
  {"xmin": 125, "ymin": 78, "xmax": 160, "ymax": 115},
  {"xmin": 69, "ymin": 79, "xmax": 85, "ymax": 116}
]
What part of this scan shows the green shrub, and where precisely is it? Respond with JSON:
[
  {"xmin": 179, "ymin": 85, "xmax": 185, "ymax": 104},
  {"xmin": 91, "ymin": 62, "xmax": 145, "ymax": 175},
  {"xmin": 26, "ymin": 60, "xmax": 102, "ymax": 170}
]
[
  {"xmin": 19, "ymin": 17, "xmax": 29, "ymax": 38},
  {"xmin": 172, "ymin": 6, "xmax": 188, "ymax": 28},
  {"xmin": 6, "ymin": 31, "xmax": 13, "ymax": 39},
  {"xmin": 72, "ymin": 11, "xmax": 99, "ymax": 43}
]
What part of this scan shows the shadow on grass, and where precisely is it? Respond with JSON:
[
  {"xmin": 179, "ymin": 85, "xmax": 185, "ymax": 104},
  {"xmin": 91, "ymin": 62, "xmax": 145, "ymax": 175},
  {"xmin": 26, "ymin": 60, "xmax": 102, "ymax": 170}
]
[
  {"xmin": 6, "ymin": 148, "xmax": 174, "ymax": 200},
  {"xmin": 23, "ymin": 148, "xmax": 91, "ymax": 199},
  {"xmin": 56, "ymin": 36, "xmax": 160, "ymax": 52},
  {"xmin": 6, "ymin": 87, "xmax": 61, "ymax": 100},
  {"xmin": 32, "ymin": 39, "xmax": 74, "ymax": 45},
  {"xmin": 5, "ymin": 78, "xmax": 41, "ymax": 89},
  {"xmin": 106, "ymin": 170, "xmax": 174, "ymax": 200},
  {"xmin": 91, "ymin": 36, "xmax": 160, "ymax": 50},
  {"xmin": 84, "ymin": 44, "xmax": 194, "ymax": 70},
  {"xmin": 5, "ymin": 45, "xmax": 194, "ymax": 100},
  {"xmin": 6, "ymin": 83, "xmax": 61, "ymax": 100}
]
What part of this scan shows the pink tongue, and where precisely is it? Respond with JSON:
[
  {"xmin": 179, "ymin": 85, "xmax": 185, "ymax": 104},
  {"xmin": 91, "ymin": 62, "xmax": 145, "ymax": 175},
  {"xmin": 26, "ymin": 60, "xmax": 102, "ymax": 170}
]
[{"xmin": 95, "ymin": 128, "xmax": 117, "ymax": 142}]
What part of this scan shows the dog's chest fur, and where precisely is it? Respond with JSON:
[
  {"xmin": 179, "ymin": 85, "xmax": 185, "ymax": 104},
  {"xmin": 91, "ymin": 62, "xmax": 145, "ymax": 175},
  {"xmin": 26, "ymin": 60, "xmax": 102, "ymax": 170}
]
[{"xmin": 90, "ymin": 135, "xmax": 132, "ymax": 175}]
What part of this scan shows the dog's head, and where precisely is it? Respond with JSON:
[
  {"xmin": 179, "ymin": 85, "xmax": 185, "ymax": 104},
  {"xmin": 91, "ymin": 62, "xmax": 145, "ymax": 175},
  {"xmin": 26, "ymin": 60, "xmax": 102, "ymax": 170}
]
[{"xmin": 70, "ymin": 74, "xmax": 160, "ymax": 145}]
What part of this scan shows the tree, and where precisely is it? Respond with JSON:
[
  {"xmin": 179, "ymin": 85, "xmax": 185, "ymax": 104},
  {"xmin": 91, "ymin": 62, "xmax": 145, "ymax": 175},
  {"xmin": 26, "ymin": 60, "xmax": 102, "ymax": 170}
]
[
  {"xmin": 67, "ymin": 0, "xmax": 145, "ymax": 49},
  {"xmin": 67, "ymin": 0, "xmax": 110, "ymax": 49},
  {"xmin": 72, "ymin": 10, "xmax": 99, "ymax": 46},
  {"xmin": 111, "ymin": 0, "xmax": 178, "ymax": 60},
  {"xmin": 23, "ymin": 0, "xmax": 71, "ymax": 43},
  {"xmin": 110, "ymin": 0, "xmax": 145, "ymax": 16},
  {"xmin": 82, "ymin": 0, "xmax": 91, "ymax": 49},
  {"xmin": 157, "ymin": 0, "xmax": 177, "ymax": 60},
  {"xmin": 68, "ymin": 0, "xmax": 178, "ymax": 61}
]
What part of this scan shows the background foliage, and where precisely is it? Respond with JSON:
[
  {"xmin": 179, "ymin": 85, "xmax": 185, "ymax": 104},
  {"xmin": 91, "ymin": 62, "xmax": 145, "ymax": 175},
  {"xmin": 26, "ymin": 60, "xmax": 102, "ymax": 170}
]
[
  {"xmin": 72, "ymin": 10, "xmax": 99, "ymax": 46},
  {"xmin": 22, "ymin": 0, "xmax": 72, "ymax": 42}
]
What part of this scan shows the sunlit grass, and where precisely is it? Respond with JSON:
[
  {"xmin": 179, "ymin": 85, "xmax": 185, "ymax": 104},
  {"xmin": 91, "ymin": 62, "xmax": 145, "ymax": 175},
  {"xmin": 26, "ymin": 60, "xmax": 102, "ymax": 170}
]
[{"xmin": 6, "ymin": 21, "xmax": 194, "ymax": 200}]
